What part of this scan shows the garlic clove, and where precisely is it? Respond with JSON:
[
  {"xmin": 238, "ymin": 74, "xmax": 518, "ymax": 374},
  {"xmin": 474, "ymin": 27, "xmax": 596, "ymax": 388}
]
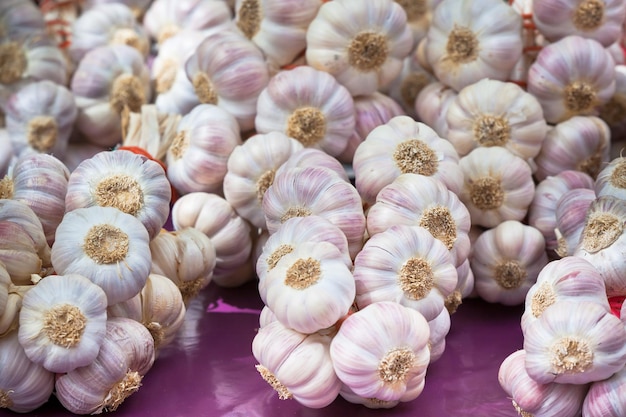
[{"xmin": 583, "ymin": 363, "xmax": 626, "ymax": 417}]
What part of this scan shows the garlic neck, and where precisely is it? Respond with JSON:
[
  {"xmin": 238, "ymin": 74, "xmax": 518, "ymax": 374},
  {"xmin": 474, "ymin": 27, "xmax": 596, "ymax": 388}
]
[
  {"xmin": 98, "ymin": 371, "xmax": 143, "ymax": 413},
  {"xmin": 236, "ymin": 0, "xmax": 261, "ymax": 39}
]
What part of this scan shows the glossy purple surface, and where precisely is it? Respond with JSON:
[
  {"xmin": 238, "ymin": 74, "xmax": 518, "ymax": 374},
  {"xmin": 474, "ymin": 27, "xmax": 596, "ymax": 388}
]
[{"xmin": 29, "ymin": 281, "xmax": 524, "ymax": 417}]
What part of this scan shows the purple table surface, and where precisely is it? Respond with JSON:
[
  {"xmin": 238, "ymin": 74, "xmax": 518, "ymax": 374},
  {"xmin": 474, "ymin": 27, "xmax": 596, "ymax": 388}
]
[{"xmin": 28, "ymin": 280, "xmax": 525, "ymax": 417}]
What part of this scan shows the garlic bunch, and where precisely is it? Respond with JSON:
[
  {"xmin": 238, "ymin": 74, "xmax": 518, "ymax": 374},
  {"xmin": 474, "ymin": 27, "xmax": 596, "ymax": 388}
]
[
  {"xmin": 583, "ymin": 364, "xmax": 626, "ymax": 416},
  {"xmin": 166, "ymin": 103, "xmax": 242, "ymax": 195},
  {"xmin": 423, "ymin": 0, "xmax": 523, "ymax": 92},
  {"xmin": 354, "ymin": 224, "xmax": 457, "ymax": 321},
  {"xmin": 445, "ymin": 78, "xmax": 548, "ymax": 160},
  {"xmin": 51, "ymin": 206, "xmax": 152, "ymax": 306},
  {"xmin": 255, "ymin": 65, "xmax": 355, "ymax": 158},
  {"xmin": 527, "ymin": 35, "xmax": 616, "ymax": 124},
  {"xmin": 595, "ymin": 156, "xmax": 626, "ymax": 200},
  {"xmin": 330, "ymin": 301, "xmax": 431, "ymax": 404},
  {"xmin": 305, "ymin": 0, "xmax": 414, "ymax": 96},
  {"xmin": 554, "ymin": 188, "xmax": 596, "ymax": 257},
  {"xmin": 55, "ymin": 317, "xmax": 156, "ymax": 414},
  {"xmin": 18, "ymin": 273, "xmax": 108, "ymax": 373},
  {"xmin": 471, "ymin": 220, "xmax": 548, "ymax": 306},
  {"xmin": 353, "ymin": 115, "xmax": 463, "ymax": 207},
  {"xmin": 458, "ymin": 146, "xmax": 535, "ymax": 228},
  {"xmin": 414, "ymin": 80, "xmax": 457, "ymax": 138}
]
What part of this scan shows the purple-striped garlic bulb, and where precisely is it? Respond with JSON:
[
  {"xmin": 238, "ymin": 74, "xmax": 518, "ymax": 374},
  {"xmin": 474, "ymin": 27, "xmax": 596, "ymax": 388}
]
[
  {"xmin": 595, "ymin": 156, "xmax": 626, "ymax": 201},
  {"xmin": 554, "ymin": 188, "xmax": 596, "ymax": 257}
]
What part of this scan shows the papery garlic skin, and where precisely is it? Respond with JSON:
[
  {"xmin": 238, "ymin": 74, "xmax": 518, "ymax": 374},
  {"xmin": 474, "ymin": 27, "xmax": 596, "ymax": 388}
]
[
  {"xmin": 305, "ymin": 0, "xmax": 414, "ymax": 96},
  {"xmin": 445, "ymin": 78, "xmax": 548, "ymax": 160},
  {"xmin": 471, "ymin": 221, "xmax": 548, "ymax": 306},
  {"xmin": 532, "ymin": 0, "xmax": 626, "ymax": 47},
  {"xmin": 414, "ymin": 80, "xmax": 457, "ymax": 138},
  {"xmin": 424, "ymin": 0, "xmax": 523, "ymax": 92},
  {"xmin": 524, "ymin": 300, "xmax": 626, "ymax": 385},
  {"xmin": 459, "ymin": 147, "xmax": 535, "ymax": 228},
  {"xmin": 527, "ymin": 36, "xmax": 616, "ymax": 124},
  {"xmin": 595, "ymin": 156, "xmax": 626, "ymax": 200},
  {"xmin": 18, "ymin": 274, "xmax": 107, "ymax": 373},
  {"xmin": 255, "ymin": 66, "xmax": 355, "ymax": 158},
  {"xmin": 353, "ymin": 115, "xmax": 463, "ymax": 207},
  {"xmin": 223, "ymin": 131, "xmax": 303, "ymax": 229},
  {"xmin": 51, "ymin": 206, "xmax": 152, "ymax": 306},
  {"xmin": 583, "ymin": 363, "xmax": 626, "ymax": 417},
  {"xmin": 354, "ymin": 224, "xmax": 457, "ymax": 321},
  {"xmin": 554, "ymin": 188, "xmax": 596, "ymax": 257},
  {"xmin": 66, "ymin": 150, "xmax": 171, "ymax": 240},
  {"xmin": 252, "ymin": 320, "xmax": 341, "ymax": 408},
  {"xmin": 330, "ymin": 301, "xmax": 431, "ymax": 402},
  {"xmin": 0, "ymin": 330, "xmax": 54, "ymax": 413}
]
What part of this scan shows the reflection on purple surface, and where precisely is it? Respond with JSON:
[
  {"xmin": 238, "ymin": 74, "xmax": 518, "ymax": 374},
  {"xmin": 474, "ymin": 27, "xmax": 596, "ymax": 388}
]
[{"xmin": 28, "ymin": 281, "xmax": 524, "ymax": 417}]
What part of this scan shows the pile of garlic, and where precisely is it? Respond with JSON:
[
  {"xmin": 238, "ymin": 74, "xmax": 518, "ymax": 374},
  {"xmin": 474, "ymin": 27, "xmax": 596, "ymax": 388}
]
[{"xmin": 1, "ymin": 0, "xmax": 626, "ymax": 414}]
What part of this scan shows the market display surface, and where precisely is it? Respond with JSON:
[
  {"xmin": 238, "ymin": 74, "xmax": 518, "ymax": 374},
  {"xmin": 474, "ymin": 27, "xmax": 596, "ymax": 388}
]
[{"xmin": 0, "ymin": 0, "xmax": 626, "ymax": 416}]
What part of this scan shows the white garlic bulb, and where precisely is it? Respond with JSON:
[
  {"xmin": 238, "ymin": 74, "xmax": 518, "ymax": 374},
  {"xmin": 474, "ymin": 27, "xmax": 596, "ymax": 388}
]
[
  {"xmin": 595, "ymin": 156, "xmax": 626, "ymax": 200},
  {"xmin": 305, "ymin": 0, "xmax": 414, "ymax": 96},
  {"xmin": 554, "ymin": 188, "xmax": 596, "ymax": 257},
  {"xmin": 0, "ymin": 34, "xmax": 67, "ymax": 87},
  {"xmin": 414, "ymin": 80, "xmax": 458, "ymax": 138},
  {"xmin": 0, "ymin": 220, "xmax": 45, "ymax": 286},
  {"xmin": 0, "ymin": 0, "xmax": 46, "ymax": 40}
]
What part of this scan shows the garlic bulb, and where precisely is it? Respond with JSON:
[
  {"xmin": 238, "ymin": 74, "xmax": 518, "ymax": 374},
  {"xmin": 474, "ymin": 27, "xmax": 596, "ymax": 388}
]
[
  {"xmin": 330, "ymin": 301, "xmax": 431, "ymax": 403},
  {"xmin": 223, "ymin": 131, "xmax": 303, "ymax": 229},
  {"xmin": 120, "ymin": 104, "xmax": 181, "ymax": 163},
  {"xmin": 527, "ymin": 35, "xmax": 616, "ymax": 124},
  {"xmin": 458, "ymin": 146, "xmax": 535, "ymax": 228},
  {"xmin": 305, "ymin": 0, "xmax": 414, "ymax": 96},
  {"xmin": 445, "ymin": 78, "xmax": 548, "ymax": 160},
  {"xmin": 0, "ymin": 330, "xmax": 54, "ymax": 413},
  {"xmin": 65, "ymin": 150, "xmax": 172, "ymax": 240},
  {"xmin": 81, "ymin": 0, "xmax": 153, "ymax": 20},
  {"xmin": 18, "ymin": 274, "xmax": 108, "ymax": 373},
  {"xmin": 166, "ymin": 103, "xmax": 242, "ymax": 195},
  {"xmin": 366, "ymin": 173, "xmax": 471, "ymax": 267},
  {"xmin": 0, "ymin": 220, "xmax": 45, "ymax": 286},
  {"xmin": 233, "ymin": 0, "xmax": 323, "ymax": 68},
  {"xmin": 275, "ymin": 148, "xmax": 350, "ymax": 183},
  {"xmin": 574, "ymin": 196, "xmax": 626, "ymax": 297},
  {"xmin": 498, "ymin": 349, "xmax": 588, "ymax": 417},
  {"xmin": 595, "ymin": 156, "xmax": 626, "ymax": 200},
  {"xmin": 532, "ymin": 0, "xmax": 626, "ymax": 47},
  {"xmin": 61, "ymin": 141, "xmax": 109, "ymax": 173},
  {"xmin": 252, "ymin": 319, "xmax": 341, "ymax": 408},
  {"xmin": 554, "ymin": 188, "xmax": 596, "ymax": 257},
  {"xmin": 149, "ymin": 227, "xmax": 217, "ymax": 304},
  {"xmin": 262, "ymin": 166, "xmax": 366, "ymax": 259},
  {"xmin": 0, "ymin": 199, "xmax": 51, "ymax": 269},
  {"xmin": 414, "ymin": 80, "xmax": 457, "ymax": 138},
  {"xmin": 353, "ymin": 115, "xmax": 463, "ymax": 207},
  {"xmin": 521, "ymin": 256, "xmax": 610, "ymax": 333},
  {"xmin": 583, "ymin": 364, "xmax": 626, "ymax": 417},
  {"xmin": 534, "ymin": 115, "xmax": 611, "ymax": 181},
  {"xmin": 424, "ymin": 0, "xmax": 523, "ymax": 92},
  {"xmin": 69, "ymin": 3, "xmax": 150, "ymax": 64},
  {"xmin": 5, "ymin": 80, "xmax": 77, "ymax": 159},
  {"xmin": 471, "ymin": 220, "xmax": 548, "ymax": 306},
  {"xmin": 523, "ymin": 299, "xmax": 626, "ymax": 385},
  {"xmin": 71, "ymin": 44, "xmax": 151, "ymax": 147},
  {"xmin": 255, "ymin": 65, "xmax": 355, "ymax": 158},
  {"xmin": 185, "ymin": 29, "xmax": 270, "ymax": 132},
  {"xmin": 51, "ymin": 206, "xmax": 152, "ymax": 306},
  {"xmin": 599, "ymin": 65, "xmax": 626, "ymax": 134},
  {"xmin": 354, "ymin": 224, "xmax": 457, "ymax": 321},
  {"xmin": 0, "ymin": 0, "xmax": 46, "ymax": 40},
  {"xmin": 55, "ymin": 317, "xmax": 156, "ymax": 414}
]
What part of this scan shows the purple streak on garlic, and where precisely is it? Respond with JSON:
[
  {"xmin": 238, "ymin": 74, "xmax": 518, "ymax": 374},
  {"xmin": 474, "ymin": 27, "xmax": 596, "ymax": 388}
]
[
  {"xmin": 252, "ymin": 320, "xmax": 341, "ymax": 408},
  {"xmin": 446, "ymin": 78, "xmax": 549, "ymax": 160},
  {"xmin": 223, "ymin": 132, "xmax": 304, "ymax": 229},
  {"xmin": 353, "ymin": 115, "xmax": 463, "ymax": 207},
  {"xmin": 185, "ymin": 29, "xmax": 270, "ymax": 133},
  {"xmin": 595, "ymin": 156, "xmax": 626, "ymax": 200},
  {"xmin": 532, "ymin": 0, "xmax": 626, "ymax": 47},
  {"xmin": 471, "ymin": 220, "xmax": 548, "ymax": 306},
  {"xmin": 171, "ymin": 192, "xmax": 253, "ymax": 283},
  {"xmin": 523, "ymin": 299, "xmax": 626, "ymax": 385},
  {"xmin": 534, "ymin": 115, "xmax": 611, "ymax": 182},
  {"xmin": 414, "ymin": 80, "xmax": 457, "ymax": 138},
  {"xmin": 583, "ymin": 363, "xmax": 626, "ymax": 417},
  {"xmin": 55, "ymin": 317, "xmax": 156, "ymax": 414},
  {"xmin": 527, "ymin": 35, "xmax": 616, "ymax": 124},
  {"xmin": 305, "ymin": 0, "xmax": 414, "ymax": 97},
  {"xmin": 424, "ymin": 0, "xmax": 523, "ymax": 92},
  {"xmin": 275, "ymin": 147, "xmax": 350, "ymax": 183},
  {"xmin": 354, "ymin": 224, "xmax": 457, "ymax": 321},
  {"xmin": 18, "ymin": 274, "xmax": 108, "ymax": 373},
  {"xmin": 71, "ymin": 44, "xmax": 151, "ymax": 147},
  {"xmin": 554, "ymin": 188, "xmax": 596, "ymax": 257},
  {"xmin": 65, "ymin": 150, "xmax": 171, "ymax": 240},
  {"xmin": 574, "ymin": 196, "xmax": 626, "ymax": 297},
  {"xmin": 255, "ymin": 66, "xmax": 355, "ymax": 158},
  {"xmin": 459, "ymin": 147, "xmax": 535, "ymax": 228},
  {"xmin": 528, "ymin": 170, "xmax": 595, "ymax": 251},
  {"xmin": 599, "ymin": 65, "xmax": 626, "ymax": 136},
  {"xmin": 366, "ymin": 173, "xmax": 471, "ymax": 267},
  {"xmin": 0, "ymin": 0, "xmax": 47, "ymax": 40},
  {"xmin": 0, "ymin": 330, "xmax": 54, "ymax": 413},
  {"xmin": 498, "ymin": 349, "xmax": 588, "ymax": 417},
  {"xmin": 166, "ymin": 103, "xmax": 242, "ymax": 195},
  {"xmin": 5, "ymin": 80, "xmax": 77, "ymax": 159},
  {"xmin": 330, "ymin": 301, "xmax": 431, "ymax": 403},
  {"xmin": 262, "ymin": 166, "xmax": 366, "ymax": 259}
]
